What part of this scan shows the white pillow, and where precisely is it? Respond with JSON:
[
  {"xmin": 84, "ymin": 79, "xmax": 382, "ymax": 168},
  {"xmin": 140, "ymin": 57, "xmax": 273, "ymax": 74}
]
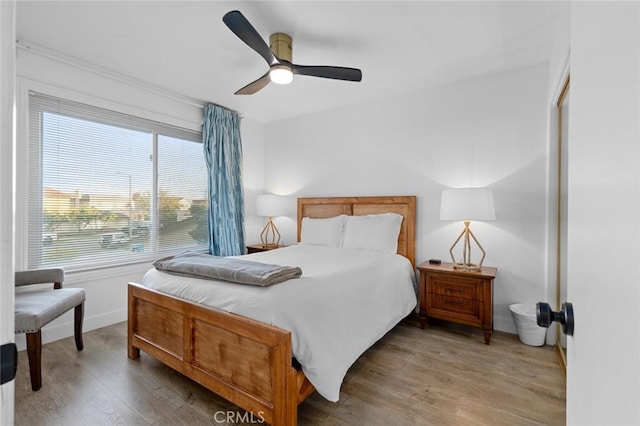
[
  {"xmin": 341, "ymin": 213, "xmax": 403, "ymax": 253},
  {"xmin": 300, "ymin": 215, "xmax": 347, "ymax": 247}
]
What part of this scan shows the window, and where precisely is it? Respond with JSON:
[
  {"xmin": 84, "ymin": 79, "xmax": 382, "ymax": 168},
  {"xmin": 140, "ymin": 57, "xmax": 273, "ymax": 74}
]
[{"xmin": 28, "ymin": 92, "xmax": 207, "ymax": 270}]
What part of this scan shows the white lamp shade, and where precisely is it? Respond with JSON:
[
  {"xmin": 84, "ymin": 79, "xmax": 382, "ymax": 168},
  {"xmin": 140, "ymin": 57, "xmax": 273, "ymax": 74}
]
[
  {"xmin": 440, "ymin": 188, "xmax": 496, "ymax": 221},
  {"xmin": 256, "ymin": 194, "xmax": 290, "ymax": 217}
]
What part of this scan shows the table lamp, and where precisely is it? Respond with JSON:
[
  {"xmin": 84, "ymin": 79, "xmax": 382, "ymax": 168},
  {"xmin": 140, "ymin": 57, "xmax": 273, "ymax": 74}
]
[
  {"xmin": 256, "ymin": 194, "xmax": 289, "ymax": 248},
  {"xmin": 440, "ymin": 187, "xmax": 495, "ymax": 271}
]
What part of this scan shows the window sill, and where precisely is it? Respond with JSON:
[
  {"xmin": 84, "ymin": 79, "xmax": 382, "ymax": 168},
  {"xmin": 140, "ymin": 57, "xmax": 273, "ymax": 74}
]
[{"xmin": 63, "ymin": 261, "xmax": 153, "ymax": 286}]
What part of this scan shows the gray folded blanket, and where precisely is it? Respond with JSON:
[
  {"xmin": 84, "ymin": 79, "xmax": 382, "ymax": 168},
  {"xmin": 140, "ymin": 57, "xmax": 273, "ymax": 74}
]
[{"xmin": 153, "ymin": 251, "xmax": 302, "ymax": 287}]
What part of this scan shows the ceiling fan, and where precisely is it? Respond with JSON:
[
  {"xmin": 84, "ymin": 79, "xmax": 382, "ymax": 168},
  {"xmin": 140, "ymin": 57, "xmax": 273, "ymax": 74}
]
[{"xmin": 222, "ymin": 10, "xmax": 363, "ymax": 95}]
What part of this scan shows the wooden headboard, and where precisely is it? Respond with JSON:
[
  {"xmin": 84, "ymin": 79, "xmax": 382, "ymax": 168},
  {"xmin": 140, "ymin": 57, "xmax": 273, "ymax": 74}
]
[{"xmin": 297, "ymin": 196, "xmax": 417, "ymax": 267}]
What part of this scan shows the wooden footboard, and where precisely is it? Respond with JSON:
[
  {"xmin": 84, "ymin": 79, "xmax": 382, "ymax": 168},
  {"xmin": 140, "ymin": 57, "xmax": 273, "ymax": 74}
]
[{"xmin": 128, "ymin": 282, "xmax": 313, "ymax": 425}]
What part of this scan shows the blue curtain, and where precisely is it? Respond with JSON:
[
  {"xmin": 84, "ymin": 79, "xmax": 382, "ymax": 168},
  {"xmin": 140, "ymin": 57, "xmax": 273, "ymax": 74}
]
[{"xmin": 202, "ymin": 104, "xmax": 245, "ymax": 256}]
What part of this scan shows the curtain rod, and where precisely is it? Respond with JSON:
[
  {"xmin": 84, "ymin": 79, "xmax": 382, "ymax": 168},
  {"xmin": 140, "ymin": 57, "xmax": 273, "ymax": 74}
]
[{"xmin": 16, "ymin": 39, "xmax": 207, "ymax": 110}]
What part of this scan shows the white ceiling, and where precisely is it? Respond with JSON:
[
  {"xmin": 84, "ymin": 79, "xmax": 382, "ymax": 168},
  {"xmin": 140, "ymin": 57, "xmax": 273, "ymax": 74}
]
[{"xmin": 16, "ymin": 1, "xmax": 561, "ymax": 123}]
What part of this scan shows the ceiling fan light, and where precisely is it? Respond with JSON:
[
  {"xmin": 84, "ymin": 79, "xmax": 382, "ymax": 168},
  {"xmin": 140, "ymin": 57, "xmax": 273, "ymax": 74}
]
[{"xmin": 269, "ymin": 65, "xmax": 293, "ymax": 85}]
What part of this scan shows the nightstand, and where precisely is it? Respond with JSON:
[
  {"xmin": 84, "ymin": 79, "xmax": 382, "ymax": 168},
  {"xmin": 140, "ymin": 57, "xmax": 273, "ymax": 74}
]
[
  {"xmin": 417, "ymin": 261, "xmax": 497, "ymax": 344},
  {"xmin": 246, "ymin": 244, "xmax": 285, "ymax": 254}
]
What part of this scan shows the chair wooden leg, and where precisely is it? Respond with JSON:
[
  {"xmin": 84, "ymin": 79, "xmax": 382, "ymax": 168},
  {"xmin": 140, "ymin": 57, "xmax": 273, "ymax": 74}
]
[
  {"xmin": 26, "ymin": 330, "xmax": 42, "ymax": 391},
  {"xmin": 74, "ymin": 302, "xmax": 84, "ymax": 351}
]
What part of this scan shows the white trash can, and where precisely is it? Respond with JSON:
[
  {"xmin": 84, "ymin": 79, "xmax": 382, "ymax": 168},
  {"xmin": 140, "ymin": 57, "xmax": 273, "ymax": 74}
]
[{"xmin": 509, "ymin": 303, "xmax": 547, "ymax": 346}]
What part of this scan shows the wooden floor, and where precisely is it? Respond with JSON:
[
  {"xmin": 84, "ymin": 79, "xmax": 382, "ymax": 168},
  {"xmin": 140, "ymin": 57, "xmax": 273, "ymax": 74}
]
[{"xmin": 14, "ymin": 319, "xmax": 565, "ymax": 425}]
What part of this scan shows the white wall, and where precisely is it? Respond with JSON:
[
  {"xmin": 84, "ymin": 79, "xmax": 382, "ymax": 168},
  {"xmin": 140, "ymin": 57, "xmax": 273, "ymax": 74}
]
[
  {"xmin": 242, "ymin": 117, "xmax": 266, "ymax": 246},
  {"xmin": 264, "ymin": 63, "xmax": 550, "ymax": 333},
  {"xmin": 14, "ymin": 48, "xmax": 265, "ymax": 349},
  {"xmin": 0, "ymin": 1, "xmax": 16, "ymax": 423},
  {"xmin": 567, "ymin": 2, "xmax": 640, "ymax": 425}
]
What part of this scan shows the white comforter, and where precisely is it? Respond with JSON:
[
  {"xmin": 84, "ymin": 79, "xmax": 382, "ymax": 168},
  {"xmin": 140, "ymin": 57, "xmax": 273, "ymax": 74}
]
[{"xmin": 141, "ymin": 244, "xmax": 417, "ymax": 402}]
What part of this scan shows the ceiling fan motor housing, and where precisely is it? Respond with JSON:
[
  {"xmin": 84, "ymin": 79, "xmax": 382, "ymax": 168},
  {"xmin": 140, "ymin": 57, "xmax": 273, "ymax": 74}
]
[{"xmin": 269, "ymin": 33, "xmax": 292, "ymax": 62}]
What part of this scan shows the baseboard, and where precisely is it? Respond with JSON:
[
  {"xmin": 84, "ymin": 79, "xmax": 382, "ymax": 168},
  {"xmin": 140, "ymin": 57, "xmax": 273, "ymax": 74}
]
[{"xmin": 14, "ymin": 308, "xmax": 127, "ymax": 352}]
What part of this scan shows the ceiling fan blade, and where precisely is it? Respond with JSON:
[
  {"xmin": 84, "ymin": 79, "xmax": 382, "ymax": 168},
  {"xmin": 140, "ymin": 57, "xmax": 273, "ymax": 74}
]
[
  {"xmin": 223, "ymin": 10, "xmax": 279, "ymax": 66},
  {"xmin": 292, "ymin": 65, "xmax": 362, "ymax": 82},
  {"xmin": 235, "ymin": 72, "xmax": 271, "ymax": 95}
]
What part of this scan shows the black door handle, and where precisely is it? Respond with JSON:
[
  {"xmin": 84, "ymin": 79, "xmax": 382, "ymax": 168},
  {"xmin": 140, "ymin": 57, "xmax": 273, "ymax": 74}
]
[
  {"xmin": 536, "ymin": 302, "xmax": 574, "ymax": 336},
  {"xmin": 1, "ymin": 343, "xmax": 17, "ymax": 385}
]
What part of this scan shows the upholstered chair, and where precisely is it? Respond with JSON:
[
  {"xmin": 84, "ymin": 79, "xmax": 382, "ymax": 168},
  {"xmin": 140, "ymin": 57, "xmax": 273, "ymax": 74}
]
[{"xmin": 14, "ymin": 268, "xmax": 86, "ymax": 391}]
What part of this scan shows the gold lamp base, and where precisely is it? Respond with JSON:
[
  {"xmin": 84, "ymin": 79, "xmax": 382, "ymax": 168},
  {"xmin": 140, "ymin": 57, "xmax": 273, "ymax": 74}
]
[
  {"xmin": 453, "ymin": 262, "xmax": 482, "ymax": 272},
  {"xmin": 449, "ymin": 221, "xmax": 486, "ymax": 271},
  {"xmin": 260, "ymin": 217, "xmax": 281, "ymax": 248}
]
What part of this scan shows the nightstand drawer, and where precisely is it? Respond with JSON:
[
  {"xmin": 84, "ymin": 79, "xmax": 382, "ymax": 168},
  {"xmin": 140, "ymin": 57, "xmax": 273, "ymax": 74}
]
[
  {"xmin": 429, "ymin": 279, "xmax": 479, "ymax": 301},
  {"xmin": 428, "ymin": 293, "xmax": 478, "ymax": 318}
]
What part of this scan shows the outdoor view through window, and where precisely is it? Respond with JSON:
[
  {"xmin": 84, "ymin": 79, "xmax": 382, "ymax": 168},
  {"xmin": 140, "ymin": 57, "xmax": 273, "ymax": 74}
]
[{"xmin": 30, "ymin": 94, "xmax": 207, "ymax": 270}]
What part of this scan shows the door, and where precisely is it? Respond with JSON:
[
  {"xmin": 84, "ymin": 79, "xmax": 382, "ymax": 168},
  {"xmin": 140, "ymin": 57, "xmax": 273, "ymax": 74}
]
[
  {"xmin": 0, "ymin": 1, "xmax": 16, "ymax": 424},
  {"xmin": 566, "ymin": 2, "xmax": 640, "ymax": 424}
]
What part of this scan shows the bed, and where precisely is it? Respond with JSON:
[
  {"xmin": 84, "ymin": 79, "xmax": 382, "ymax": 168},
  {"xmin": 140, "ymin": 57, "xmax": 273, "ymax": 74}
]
[{"xmin": 127, "ymin": 195, "xmax": 417, "ymax": 425}]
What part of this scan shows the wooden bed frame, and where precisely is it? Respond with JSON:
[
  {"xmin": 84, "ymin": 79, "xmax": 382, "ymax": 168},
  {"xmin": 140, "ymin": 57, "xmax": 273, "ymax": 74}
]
[{"xmin": 128, "ymin": 195, "xmax": 416, "ymax": 425}]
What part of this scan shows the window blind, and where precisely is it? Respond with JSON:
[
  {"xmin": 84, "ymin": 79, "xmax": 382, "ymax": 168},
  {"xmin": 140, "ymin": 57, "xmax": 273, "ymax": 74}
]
[{"xmin": 28, "ymin": 91, "xmax": 207, "ymax": 271}]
